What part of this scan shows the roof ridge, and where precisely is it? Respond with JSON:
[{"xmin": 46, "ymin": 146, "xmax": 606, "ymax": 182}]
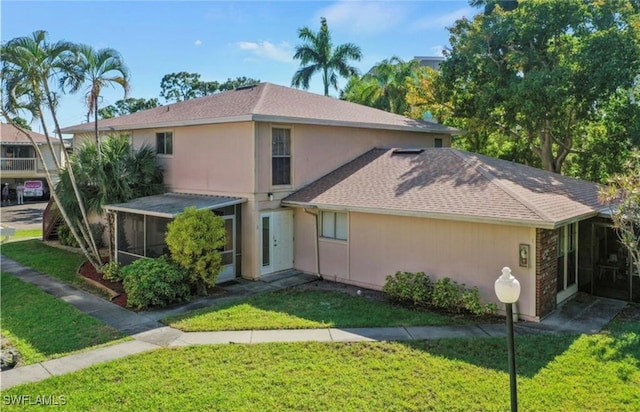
[{"xmin": 451, "ymin": 149, "xmax": 553, "ymax": 222}]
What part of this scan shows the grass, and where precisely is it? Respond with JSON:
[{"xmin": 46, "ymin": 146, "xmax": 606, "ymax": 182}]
[
  {"xmin": 12, "ymin": 228, "xmax": 43, "ymax": 239},
  {"xmin": 1, "ymin": 239, "xmax": 86, "ymax": 286},
  {"xmin": 164, "ymin": 289, "xmax": 471, "ymax": 331},
  {"xmin": 0, "ymin": 272, "xmax": 125, "ymax": 365},
  {"xmin": 2, "ymin": 317, "xmax": 638, "ymax": 411}
]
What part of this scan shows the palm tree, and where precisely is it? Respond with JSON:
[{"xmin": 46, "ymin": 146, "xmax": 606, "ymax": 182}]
[
  {"xmin": 65, "ymin": 44, "xmax": 130, "ymax": 145},
  {"xmin": 57, "ymin": 135, "xmax": 164, "ymax": 259},
  {"xmin": 291, "ymin": 17, "xmax": 362, "ymax": 96},
  {"xmin": 341, "ymin": 57, "xmax": 421, "ymax": 115},
  {"xmin": 1, "ymin": 30, "xmax": 103, "ymax": 268}
]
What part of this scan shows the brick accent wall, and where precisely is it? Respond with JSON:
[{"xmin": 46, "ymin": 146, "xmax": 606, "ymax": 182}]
[{"xmin": 536, "ymin": 228, "xmax": 557, "ymax": 318}]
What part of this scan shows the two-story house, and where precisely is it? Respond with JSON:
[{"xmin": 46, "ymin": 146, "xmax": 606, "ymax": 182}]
[
  {"xmin": 61, "ymin": 83, "xmax": 637, "ymax": 321},
  {"xmin": 1, "ymin": 123, "xmax": 63, "ymax": 198}
]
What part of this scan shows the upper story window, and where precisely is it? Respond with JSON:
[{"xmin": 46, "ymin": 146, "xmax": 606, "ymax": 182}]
[
  {"xmin": 272, "ymin": 128, "xmax": 291, "ymax": 185},
  {"xmin": 321, "ymin": 211, "xmax": 348, "ymax": 241},
  {"xmin": 156, "ymin": 132, "xmax": 173, "ymax": 155},
  {"xmin": 434, "ymin": 138, "xmax": 443, "ymax": 148}
]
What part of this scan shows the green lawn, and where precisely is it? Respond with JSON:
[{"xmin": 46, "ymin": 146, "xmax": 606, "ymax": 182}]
[
  {"xmin": 3, "ymin": 318, "xmax": 638, "ymax": 411},
  {"xmin": 12, "ymin": 228, "xmax": 43, "ymax": 239},
  {"xmin": 1, "ymin": 239, "xmax": 87, "ymax": 286},
  {"xmin": 1, "ymin": 272, "xmax": 125, "ymax": 365},
  {"xmin": 165, "ymin": 289, "xmax": 471, "ymax": 331}
]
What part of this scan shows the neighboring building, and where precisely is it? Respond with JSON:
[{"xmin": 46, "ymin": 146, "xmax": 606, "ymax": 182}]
[
  {"xmin": 414, "ymin": 56, "xmax": 445, "ymax": 71},
  {"xmin": 61, "ymin": 82, "xmax": 637, "ymax": 320},
  {"xmin": 0, "ymin": 123, "xmax": 63, "ymax": 198}
]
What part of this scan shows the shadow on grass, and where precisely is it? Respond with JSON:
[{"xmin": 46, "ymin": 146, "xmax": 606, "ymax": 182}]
[{"xmin": 400, "ymin": 334, "xmax": 579, "ymax": 378}]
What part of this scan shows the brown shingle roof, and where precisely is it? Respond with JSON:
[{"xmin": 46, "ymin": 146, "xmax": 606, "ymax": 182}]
[
  {"xmin": 60, "ymin": 83, "xmax": 459, "ymax": 135},
  {"xmin": 283, "ymin": 148, "xmax": 604, "ymax": 228},
  {"xmin": 1, "ymin": 123, "xmax": 50, "ymax": 144}
]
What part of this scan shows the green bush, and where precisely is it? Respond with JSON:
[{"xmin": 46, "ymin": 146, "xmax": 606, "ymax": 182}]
[
  {"xmin": 383, "ymin": 272, "xmax": 497, "ymax": 316},
  {"xmin": 122, "ymin": 256, "xmax": 191, "ymax": 310},
  {"xmin": 431, "ymin": 277, "xmax": 464, "ymax": 312},
  {"xmin": 102, "ymin": 261, "xmax": 123, "ymax": 283},
  {"xmin": 165, "ymin": 207, "xmax": 226, "ymax": 295},
  {"xmin": 382, "ymin": 271, "xmax": 433, "ymax": 306},
  {"xmin": 58, "ymin": 222, "xmax": 105, "ymax": 249}
]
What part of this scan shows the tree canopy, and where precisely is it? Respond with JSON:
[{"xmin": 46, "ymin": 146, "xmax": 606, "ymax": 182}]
[
  {"xmin": 292, "ymin": 17, "xmax": 362, "ymax": 96},
  {"xmin": 434, "ymin": 0, "xmax": 640, "ymax": 175},
  {"xmin": 98, "ymin": 97, "xmax": 161, "ymax": 119},
  {"xmin": 160, "ymin": 72, "xmax": 259, "ymax": 103},
  {"xmin": 342, "ymin": 57, "xmax": 421, "ymax": 115}
]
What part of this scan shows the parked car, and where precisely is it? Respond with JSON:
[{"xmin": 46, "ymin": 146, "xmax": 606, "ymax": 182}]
[{"xmin": 23, "ymin": 180, "xmax": 49, "ymax": 200}]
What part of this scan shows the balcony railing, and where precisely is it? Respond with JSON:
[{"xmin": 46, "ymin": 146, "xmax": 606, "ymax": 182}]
[{"xmin": 0, "ymin": 158, "xmax": 38, "ymax": 173}]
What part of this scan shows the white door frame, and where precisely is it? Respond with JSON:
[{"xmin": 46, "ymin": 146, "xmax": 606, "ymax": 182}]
[
  {"xmin": 218, "ymin": 215, "xmax": 235, "ymax": 283},
  {"xmin": 260, "ymin": 210, "xmax": 293, "ymax": 275},
  {"xmin": 557, "ymin": 223, "xmax": 578, "ymax": 304}
]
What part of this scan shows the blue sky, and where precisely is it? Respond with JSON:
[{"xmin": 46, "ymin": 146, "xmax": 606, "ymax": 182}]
[{"xmin": 2, "ymin": 1, "xmax": 477, "ymax": 132}]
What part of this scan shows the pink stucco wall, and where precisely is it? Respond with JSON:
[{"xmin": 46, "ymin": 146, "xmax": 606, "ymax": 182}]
[
  {"xmin": 294, "ymin": 210, "xmax": 538, "ymax": 320},
  {"xmin": 131, "ymin": 123, "xmax": 254, "ymax": 194},
  {"xmin": 255, "ymin": 123, "xmax": 451, "ymax": 196}
]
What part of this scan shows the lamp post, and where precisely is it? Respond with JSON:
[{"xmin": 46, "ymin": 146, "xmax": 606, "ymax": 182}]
[{"xmin": 495, "ymin": 266, "xmax": 521, "ymax": 412}]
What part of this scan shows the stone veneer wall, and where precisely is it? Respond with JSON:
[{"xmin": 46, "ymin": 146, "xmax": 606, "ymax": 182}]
[{"xmin": 536, "ymin": 228, "xmax": 558, "ymax": 318}]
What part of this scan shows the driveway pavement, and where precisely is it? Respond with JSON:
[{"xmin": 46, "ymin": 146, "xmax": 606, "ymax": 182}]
[{"xmin": 0, "ymin": 201, "xmax": 47, "ymax": 231}]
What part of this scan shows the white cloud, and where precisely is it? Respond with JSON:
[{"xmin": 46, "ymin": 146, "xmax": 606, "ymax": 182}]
[
  {"xmin": 238, "ymin": 40, "xmax": 292, "ymax": 63},
  {"xmin": 410, "ymin": 6, "xmax": 475, "ymax": 31},
  {"xmin": 318, "ymin": 1, "xmax": 407, "ymax": 36},
  {"xmin": 194, "ymin": 40, "xmax": 203, "ymax": 46}
]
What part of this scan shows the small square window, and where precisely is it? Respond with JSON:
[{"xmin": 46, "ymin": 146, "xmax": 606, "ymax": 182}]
[
  {"xmin": 434, "ymin": 138, "xmax": 443, "ymax": 148},
  {"xmin": 156, "ymin": 132, "xmax": 173, "ymax": 155},
  {"xmin": 321, "ymin": 211, "xmax": 347, "ymax": 240}
]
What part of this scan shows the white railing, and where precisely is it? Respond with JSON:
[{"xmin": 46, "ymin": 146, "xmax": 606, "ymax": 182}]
[{"xmin": 0, "ymin": 158, "xmax": 38, "ymax": 173}]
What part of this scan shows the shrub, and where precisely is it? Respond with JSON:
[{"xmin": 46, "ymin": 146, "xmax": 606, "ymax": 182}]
[
  {"xmin": 102, "ymin": 261, "xmax": 123, "ymax": 282},
  {"xmin": 58, "ymin": 222, "xmax": 105, "ymax": 249},
  {"xmin": 122, "ymin": 256, "xmax": 191, "ymax": 310},
  {"xmin": 382, "ymin": 271, "xmax": 433, "ymax": 307},
  {"xmin": 431, "ymin": 277, "xmax": 464, "ymax": 312},
  {"xmin": 165, "ymin": 207, "xmax": 226, "ymax": 295}
]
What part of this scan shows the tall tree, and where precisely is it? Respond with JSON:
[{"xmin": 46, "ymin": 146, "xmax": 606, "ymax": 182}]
[
  {"xmin": 65, "ymin": 44, "xmax": 130, "ymax": 145},
  {"xmin": 159, "ymin": 72, "xmax": 217, "ymax": 103},
  {"xmin": 57, "ymin": 135, "xmax": 165, "ymax": 259},
  {"xmin": 1, "ymin": 30, "xmax": 102, "ymax": 267},
  {"xmin": 292, "ymin": 17, "xmax": 362, "ymax": 96},
  {"xmin": 218, "ymin": 76, "xmax": 260, "ymax": 92},
  {"xmin": 436, "ymin": 0, "xmax": 640, "ymax": 174},
  {"xmin": 342, "ymin": 57, "xmax": 420, "ymax": 114},
  {"xmin": 98, "ymin": 97, "xmax": 160, "ymax": 119}
]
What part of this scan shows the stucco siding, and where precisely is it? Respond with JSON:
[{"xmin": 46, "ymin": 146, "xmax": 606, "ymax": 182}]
[
  {"xmin": 130, "ymin": 123, "xmax": 254, "ymax": 194},
  {"xmin": 343, "ymin": 212, "xmax": 537, "ymax": 319},
  {"xmin": 318, "ymin": 239, "xmax": 349, "ymax": 278},
  {"xmin": 255, "ymin": 122, "xmax": 451, "ymax": 196},
  {"xmin": 292, "ymin": 209, "xmax": 317, "ymax": 274}
]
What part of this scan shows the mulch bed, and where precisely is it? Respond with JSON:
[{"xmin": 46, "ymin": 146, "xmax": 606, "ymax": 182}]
[{"xmin": 78, "ymin": 261, "xmax": 128, "ymax": 308}]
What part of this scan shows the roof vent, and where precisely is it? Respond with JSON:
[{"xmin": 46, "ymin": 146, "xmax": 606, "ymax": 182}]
[
  {"xmin": 392, "ymin": 148, "xmax": 424, "ymax": 155},
  {"xmin": 235, "ymin": 84, "xmax": 256, "ymax": 91}
]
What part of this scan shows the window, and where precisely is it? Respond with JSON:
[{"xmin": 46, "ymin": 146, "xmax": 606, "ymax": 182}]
[
  {"xmin": 321, "ymin": 211, "xmax": 347, "ymax": 240},
  {"xmin": 156, "ymin": 132, "xmax": 173, "ymax": 155},
  {"xmin": 272, "ymin": 128, "xmax": 291, "ymax": 185},
  {"xmin": 434, "ymin": 138, "xmax": 443, "ymax": 148}
]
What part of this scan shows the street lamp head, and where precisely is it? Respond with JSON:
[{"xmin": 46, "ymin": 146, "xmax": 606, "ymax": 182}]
[{"xmin": 495, "ymin": 266, "xmax": 521, "ymax": 304}]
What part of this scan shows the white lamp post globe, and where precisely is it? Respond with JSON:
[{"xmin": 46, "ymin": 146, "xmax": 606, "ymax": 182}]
[{"xmin": 495, "ymin": 267, "xmax": 521, "ymax": 304}]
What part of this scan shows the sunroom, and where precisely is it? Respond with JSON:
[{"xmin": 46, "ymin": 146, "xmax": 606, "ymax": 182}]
[{"xmin": 103, "ymin": 193, "xmax": 245, "ymax": 283}]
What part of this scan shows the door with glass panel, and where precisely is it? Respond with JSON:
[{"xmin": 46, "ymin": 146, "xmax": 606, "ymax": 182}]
[
  {"xmin": 557, "ymin": 223, "xmax": 578, "ymax": 303},
  {"xmin": 218, "ymin": 216, "xmax": 235, "ymax": 282}
]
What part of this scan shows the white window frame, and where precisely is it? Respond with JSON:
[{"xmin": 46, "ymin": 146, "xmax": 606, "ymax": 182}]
[
  {"xmin": 320, "ymin": 211, "xmax": 348, "ymax": 241},
  {"xmin": 156, "ymin": 131, "xmax": 173, "ymax": 155},
  {"xmin": 271, "ymin": 127, "xmax": 291, "ymax": 186}
]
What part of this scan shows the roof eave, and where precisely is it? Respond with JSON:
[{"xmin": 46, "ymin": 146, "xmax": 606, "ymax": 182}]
[
  {"xmin": 281, "ymin": 200, "xmax": 557, "ymax": 229},
  {"xmin": 103, "ymin": 197, "xmax": 246, "ymax": 219},
  {"xmin": 253, "ymin": 114, "xmax": 461, "ymax": 135},
  {"xmin": 61, "ymin": 115, "xmax": 255, "ymax": 134}
]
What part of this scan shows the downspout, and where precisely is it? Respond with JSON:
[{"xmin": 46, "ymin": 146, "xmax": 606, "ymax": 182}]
[{"xmin": 304, "ymin": 207, "xmax": 321, "ymax": 278}]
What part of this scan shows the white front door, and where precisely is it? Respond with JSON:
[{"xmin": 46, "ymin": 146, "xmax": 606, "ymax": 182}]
[{"xmin": 260, "ymin": 210, "xmax": 294, "ymax": 275}]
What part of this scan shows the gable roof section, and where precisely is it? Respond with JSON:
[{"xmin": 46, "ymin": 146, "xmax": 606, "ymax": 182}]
[
  {"xmin": 60, "ymin": 83, "xmax": 459, "ymax": 135},
  {"xmin": 1, "ymin": 123, "xmax": 51, "ymax": 145},
  {"xmin": 283, "ymin": 148, "xmax": 604, "ymax": 228}
]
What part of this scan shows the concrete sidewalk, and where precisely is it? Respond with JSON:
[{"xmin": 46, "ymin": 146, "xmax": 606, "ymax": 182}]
[{"xmin": 0, "ymin": 256, "xmax": 627, "ymax": 390}]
